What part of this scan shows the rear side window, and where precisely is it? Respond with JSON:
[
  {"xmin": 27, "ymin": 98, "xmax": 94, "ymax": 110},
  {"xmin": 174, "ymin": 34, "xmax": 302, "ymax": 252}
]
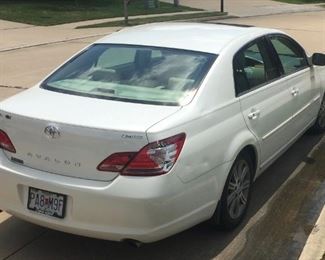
[
  {"xmin": 270, "ymin": 35, "xmax": 308, "ymax": 75},
  {"xmin": 233, "ymin": 38, "xmax": 281, "ymax": 95}
]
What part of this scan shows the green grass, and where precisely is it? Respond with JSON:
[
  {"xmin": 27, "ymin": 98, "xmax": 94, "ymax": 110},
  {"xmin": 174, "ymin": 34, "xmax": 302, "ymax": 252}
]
[
  {"xmin": 274, "ymin": 0, "xmax": 325, "ymax": 3},
  {"xmin": 0, "ymin": 0, "xmax": 199, "ymax": 26},
  {"xmin": 77, "ymin": 11, "xmax": 227, "ymax": 28}
]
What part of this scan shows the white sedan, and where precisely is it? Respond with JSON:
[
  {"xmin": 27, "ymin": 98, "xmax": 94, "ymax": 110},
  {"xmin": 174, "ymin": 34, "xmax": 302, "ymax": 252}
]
[{"xmin": 0, "ymin": 23, "xmax": 324, "ymax": 243}]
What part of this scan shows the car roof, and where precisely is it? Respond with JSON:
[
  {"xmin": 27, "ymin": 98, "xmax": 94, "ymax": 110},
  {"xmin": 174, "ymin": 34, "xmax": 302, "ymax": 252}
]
[{"xmin": 97, "ymin": 23, "xmax": 281, "ymax": 54}]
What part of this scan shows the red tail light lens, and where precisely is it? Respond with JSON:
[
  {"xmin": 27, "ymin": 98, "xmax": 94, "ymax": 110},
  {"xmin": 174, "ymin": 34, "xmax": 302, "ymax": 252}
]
[
  {"xmin": 0, "ymin": 130, "xmax": 16, "ymax": 153},
  {"xmin": 97, "ymin": 152, "xmax": 136, "ymax": 172},
  {"xmin": 97, "ymin": 133, "xmax": 186, "ymax": 176},
  {"xmin": 122, "ymin": 133, "xmax": 186, "ymax": 176}
]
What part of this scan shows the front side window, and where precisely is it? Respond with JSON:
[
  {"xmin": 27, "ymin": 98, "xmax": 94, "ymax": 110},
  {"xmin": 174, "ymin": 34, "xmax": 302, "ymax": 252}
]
[
  {"xmin": 270, "ymin": 35, "xmax": 308, "ymax": 75},
  {"xmin": 42, "ymin": 44, "xmax": 216, "ymax": 106},
  {"xmin": 233, "ymin": 38, "xmax": 280, "ymax": 95}
]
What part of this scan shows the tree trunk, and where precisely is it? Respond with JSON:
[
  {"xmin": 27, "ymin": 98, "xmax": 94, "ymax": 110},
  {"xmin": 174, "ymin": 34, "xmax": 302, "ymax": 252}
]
[{"xmin": 174, "ymin": 0, "xmax": 179, "ymax": 7}]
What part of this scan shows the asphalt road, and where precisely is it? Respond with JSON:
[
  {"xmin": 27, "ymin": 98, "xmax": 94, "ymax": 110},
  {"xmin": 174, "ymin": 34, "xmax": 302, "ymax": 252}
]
[{"xmin": 0, "ymin": 9, "xmax": 325, "ymax": 260}]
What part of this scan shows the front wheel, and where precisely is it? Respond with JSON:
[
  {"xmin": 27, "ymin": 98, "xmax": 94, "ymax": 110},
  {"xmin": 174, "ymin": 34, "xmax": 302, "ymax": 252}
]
[
  {"xmin": 213, "ymin": 152, "xmax": 253, "ymax": 229},
  {"xmin": 311, "ymin": 95, "xmax": 325, "ymax": 133}
]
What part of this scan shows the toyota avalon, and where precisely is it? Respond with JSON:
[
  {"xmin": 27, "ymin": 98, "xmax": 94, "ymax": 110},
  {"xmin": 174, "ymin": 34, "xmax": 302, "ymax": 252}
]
[{"xmin": 0, "ymin": 23, "xmax": 324, "ymax": 243}]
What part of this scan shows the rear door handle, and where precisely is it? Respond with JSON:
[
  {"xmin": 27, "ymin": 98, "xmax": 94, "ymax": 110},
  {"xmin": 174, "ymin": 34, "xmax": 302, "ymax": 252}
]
[{"xmin": 248, "ymin": 109, "xmax": 260, "ymax": 120}]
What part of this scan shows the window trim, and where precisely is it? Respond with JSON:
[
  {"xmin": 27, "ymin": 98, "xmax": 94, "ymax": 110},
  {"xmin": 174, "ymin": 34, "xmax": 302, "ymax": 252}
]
[
  {"xmin": 233, "ymin": 36, "xmax": 282, "ymax": 97},
  {"xmin": 233, "ymin": 33, "xmax": 310, "ymax": 98},
  {"xmin": 266, "ymin": 33, "xmax": 310, "ymax": 77}
]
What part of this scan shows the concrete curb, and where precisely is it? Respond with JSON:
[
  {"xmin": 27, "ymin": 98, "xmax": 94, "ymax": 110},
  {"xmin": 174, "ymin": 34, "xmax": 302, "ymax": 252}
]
[
  {"xmin": 299, "ymin": 136, "xmax": 325, "ymax": 260},
  {"xmin": 59, "ymin": 10, "xmax": 216, "ymax": 29},
  {"xmin": 299, "ymin": 205, "xmax": 325, "ymax": 260}
]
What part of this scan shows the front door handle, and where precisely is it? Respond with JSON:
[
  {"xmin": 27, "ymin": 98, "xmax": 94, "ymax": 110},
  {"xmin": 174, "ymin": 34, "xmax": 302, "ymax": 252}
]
[
  {"xmin": 248, "ymin": 109, "xmax": 260, "ymax": 120},
  {"xmin": 291, "ymin": 88, "xmax": 300, "ymax": 97}
]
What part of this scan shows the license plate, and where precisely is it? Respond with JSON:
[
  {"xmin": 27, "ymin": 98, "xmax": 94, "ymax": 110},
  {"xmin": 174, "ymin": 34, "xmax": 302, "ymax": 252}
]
[{"xmin": 27, "ymin": 187, "xmax": 66, "ymax": 219}]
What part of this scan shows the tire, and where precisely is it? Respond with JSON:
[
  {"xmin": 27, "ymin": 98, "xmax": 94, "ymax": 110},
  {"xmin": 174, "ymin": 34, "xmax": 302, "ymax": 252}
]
[
  {"xmin": 311, "ymin": 95, "xmax": 325, "ymax": 133},
  {"xmin": 211, "ymin": 151, "xmax": 254, "ymax": 229}
]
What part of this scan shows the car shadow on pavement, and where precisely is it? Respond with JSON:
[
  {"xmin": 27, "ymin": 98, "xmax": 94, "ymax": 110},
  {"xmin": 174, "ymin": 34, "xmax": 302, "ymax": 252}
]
[{"xmin": 0, "ymin": 133, "xmax": 323, "ymax": 260}]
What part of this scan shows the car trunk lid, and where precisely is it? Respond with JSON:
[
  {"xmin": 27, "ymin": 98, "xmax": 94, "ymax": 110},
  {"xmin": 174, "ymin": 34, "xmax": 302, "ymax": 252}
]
[{"xmin": 0, "ymin": 87, "xmax": 180, "ymax": 181}]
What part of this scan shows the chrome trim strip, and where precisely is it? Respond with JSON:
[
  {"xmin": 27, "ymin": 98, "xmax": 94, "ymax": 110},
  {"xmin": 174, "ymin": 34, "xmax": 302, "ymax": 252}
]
[
  {"xmin": 313, "ymin": 95, "xmax": 321, "ymax": 103},
  {"xmin": 260, "ymin": 117, "xmax": 316, "ymax": 169},
  {"xmin": 262, "ymin": 116, "xmax": 293, "ymax": 141},
  {"xmin": 292, "ymin": 102, "xmax": 312, "ymax": 120},
  {"xmin": 262, "ymin": 99, "xmax": 316, "ymax": 141}
]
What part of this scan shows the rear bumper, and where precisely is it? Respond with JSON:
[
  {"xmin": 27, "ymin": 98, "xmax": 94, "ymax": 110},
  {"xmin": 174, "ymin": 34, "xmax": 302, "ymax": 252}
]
[{"xmin": 0, "ymin": 152, "xmax": 223, "ymax": 243}]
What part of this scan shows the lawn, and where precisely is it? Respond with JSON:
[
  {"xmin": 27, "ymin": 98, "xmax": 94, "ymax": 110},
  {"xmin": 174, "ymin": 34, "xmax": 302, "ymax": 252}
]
[
  {"xmin": 78, "ymin": 11, "xmax": 227, "ymax": 28},
  {"xmin": 0, "ymin": 0, "xmax": 199, "ymax": 26}
]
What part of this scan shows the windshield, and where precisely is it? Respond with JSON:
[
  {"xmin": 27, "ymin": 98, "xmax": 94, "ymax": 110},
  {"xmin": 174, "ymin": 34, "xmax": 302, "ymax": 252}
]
[{"xmin": 42, "ymin": 44, "xmax": 217, "ymax": 106}]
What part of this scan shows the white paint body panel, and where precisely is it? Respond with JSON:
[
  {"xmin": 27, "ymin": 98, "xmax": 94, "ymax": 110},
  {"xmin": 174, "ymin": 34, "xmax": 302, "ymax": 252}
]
[
  {"xmin": 0, "ymin": 23, "xmax": 324, "ymax": 242},
  {"xmin": 0, "ymin": 87, "xmax": 180, "ymax": 181}
]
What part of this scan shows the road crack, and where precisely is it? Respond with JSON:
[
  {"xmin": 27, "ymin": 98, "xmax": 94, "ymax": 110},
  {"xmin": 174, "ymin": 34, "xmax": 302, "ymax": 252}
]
[{"xmin": 0, "ymin": 85, "xmax": 28, "ymax": 90}]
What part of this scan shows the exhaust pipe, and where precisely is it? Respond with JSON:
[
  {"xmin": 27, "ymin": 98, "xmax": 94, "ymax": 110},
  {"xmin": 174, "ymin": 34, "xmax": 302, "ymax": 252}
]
[{"xmin": 122, "ymin": 239, "xmax": 143, "ymax": 248}]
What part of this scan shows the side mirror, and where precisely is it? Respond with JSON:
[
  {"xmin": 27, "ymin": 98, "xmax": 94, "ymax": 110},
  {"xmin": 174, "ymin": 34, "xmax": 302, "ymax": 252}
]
[{"xmin": 312, "ymin": 53, "xmax": 325, "ymax": 66}]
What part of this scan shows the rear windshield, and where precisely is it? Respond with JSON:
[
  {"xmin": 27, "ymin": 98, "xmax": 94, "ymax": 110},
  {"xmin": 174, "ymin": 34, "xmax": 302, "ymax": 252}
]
[{"xmin": 42, "ymin": 44, "xmax": 217, "ymax": 106}]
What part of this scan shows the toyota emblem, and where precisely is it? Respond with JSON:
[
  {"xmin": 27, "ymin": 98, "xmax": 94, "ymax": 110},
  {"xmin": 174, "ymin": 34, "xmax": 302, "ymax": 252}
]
[{"xmin": 44, "ymin": 125, "xmax": 60, "ymax": 139}]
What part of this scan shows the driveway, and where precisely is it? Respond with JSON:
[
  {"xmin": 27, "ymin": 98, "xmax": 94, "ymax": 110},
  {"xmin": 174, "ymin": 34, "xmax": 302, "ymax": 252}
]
[
  {"xmin": 0, "ymin": 9, "xmax": 325, "ymax": 260},
  {"xmin": 214, "ymin": 11, "xmax": 325, "ymax": 53}
]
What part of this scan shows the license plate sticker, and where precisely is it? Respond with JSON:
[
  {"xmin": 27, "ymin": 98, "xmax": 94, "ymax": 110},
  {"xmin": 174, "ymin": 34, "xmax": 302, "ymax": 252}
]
[{"xmin": 27, "ymin": 187, "xmax": 66, "ymax": 219}]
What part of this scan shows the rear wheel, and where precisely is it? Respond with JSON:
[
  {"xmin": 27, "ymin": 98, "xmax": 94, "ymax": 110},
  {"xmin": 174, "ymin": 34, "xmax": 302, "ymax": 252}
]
[
  {"xmin": 311, "ymin": 95, "xmax": 325, "ymax": 133},
  {"xmin": 212, "ymin": 152, "xmax": 253, "ymax": 229}
]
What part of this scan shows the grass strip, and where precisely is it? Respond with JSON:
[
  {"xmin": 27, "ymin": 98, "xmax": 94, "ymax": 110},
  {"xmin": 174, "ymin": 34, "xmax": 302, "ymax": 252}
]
[
  {"xmin": 77, "ymin": 11, "xmax": 227, "ymax": 28},
  {"xmin": 0, "ymin": 0, "xmax": 199, "ymax": 26}
]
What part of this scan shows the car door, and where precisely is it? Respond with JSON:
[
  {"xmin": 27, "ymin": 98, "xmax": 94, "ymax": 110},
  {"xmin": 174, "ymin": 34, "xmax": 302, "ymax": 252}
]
[
  {"xmin": 268, "ymin": 34, "xmax": 316, "ymax": 137},
  {"xmin": 234, "ymin": 37, "xmax": 294, "ymax": 168}
]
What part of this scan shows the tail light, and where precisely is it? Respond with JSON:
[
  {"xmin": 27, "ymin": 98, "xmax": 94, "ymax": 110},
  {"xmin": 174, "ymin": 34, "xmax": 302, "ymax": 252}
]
[
  {"xmin": 0, "ymin": 130, "xmax": 16, "ymax": 153},
  {"xmin": 97, "ymin": 152, "xmax": 136, "ymax": 172},
  {"xmin": 97, "ymin": 133, "xmax": 186, "ymax": 176}
]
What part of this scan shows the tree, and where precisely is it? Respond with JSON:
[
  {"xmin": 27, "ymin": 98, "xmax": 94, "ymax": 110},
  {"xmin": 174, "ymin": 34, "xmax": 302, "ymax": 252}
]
[{"xmin": 173, "ymin": 0, "xmax": 179, "ymax": 7}]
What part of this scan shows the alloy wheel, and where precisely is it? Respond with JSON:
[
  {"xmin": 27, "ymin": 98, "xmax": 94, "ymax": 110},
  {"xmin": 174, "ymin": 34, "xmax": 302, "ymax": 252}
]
[{"xmin": 226, "ymin": 160, "xmax": 251, "ymax": 220}]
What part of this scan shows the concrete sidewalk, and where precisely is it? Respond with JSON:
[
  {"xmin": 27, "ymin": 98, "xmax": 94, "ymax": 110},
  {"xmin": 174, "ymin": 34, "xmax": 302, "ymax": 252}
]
[{"xmin": 0, "ymin": 25, "xmax": 114, "ymax": 52}]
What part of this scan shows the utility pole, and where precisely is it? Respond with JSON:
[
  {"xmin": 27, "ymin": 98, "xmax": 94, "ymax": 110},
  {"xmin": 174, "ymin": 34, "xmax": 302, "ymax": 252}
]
[
  {"xmin": 123, "ymin": 0, "xmax": 131, "ymax": 25},
  {"xmin": 220, "ymin": 0, "xmax": 224, "ymax": 12}
]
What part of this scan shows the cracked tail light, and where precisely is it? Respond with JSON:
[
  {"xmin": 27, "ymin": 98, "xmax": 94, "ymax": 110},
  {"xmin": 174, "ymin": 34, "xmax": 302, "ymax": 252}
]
[
  {"xmin": 97, "ymin": 133, "xmax": 186, "ymax": 176},
  {"xmin": 0, "ymin": 130, "xmax": 16, "ymax": 153}
]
